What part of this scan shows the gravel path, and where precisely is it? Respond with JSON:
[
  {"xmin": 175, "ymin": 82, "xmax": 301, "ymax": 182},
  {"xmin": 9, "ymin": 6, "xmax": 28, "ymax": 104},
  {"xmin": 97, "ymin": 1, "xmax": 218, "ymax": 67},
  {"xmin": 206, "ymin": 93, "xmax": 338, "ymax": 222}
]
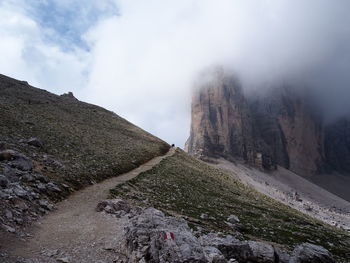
[{"xmin": 2, "ymin": 147, "xmax": 176, "ymax": 263}]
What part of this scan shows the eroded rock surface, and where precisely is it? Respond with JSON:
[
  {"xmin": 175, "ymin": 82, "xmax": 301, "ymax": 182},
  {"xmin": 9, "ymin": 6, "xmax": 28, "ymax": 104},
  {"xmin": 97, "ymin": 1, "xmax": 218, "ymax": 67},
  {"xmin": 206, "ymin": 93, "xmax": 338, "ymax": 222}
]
[
  {"xmin": 0, "ymin": 145, "xmax": 69, "ymax": 236},
  {"xmin": 123, "ymin": 207, "xmax": 207, "ymax": 262},
  {"xmin": 185, "ymin": 67, "xmax": 350, "ymax": 187},
  {"xmin": 115, "ymin": 204, "xmax": 335, "ymax": 263}
]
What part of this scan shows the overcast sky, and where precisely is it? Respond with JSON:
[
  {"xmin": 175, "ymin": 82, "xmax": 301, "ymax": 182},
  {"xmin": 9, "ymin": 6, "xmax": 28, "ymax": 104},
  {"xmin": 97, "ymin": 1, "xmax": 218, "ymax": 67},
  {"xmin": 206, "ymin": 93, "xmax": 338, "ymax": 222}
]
[{"xmin": 1, "ymin": 0, "xmax": 350, "ymax": 147}]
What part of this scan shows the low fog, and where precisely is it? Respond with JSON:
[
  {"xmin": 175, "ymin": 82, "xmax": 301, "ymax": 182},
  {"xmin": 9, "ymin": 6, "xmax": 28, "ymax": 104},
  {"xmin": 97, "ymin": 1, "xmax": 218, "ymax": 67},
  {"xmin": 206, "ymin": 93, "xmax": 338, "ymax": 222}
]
[{"xmin": 2, "ymin": 0, "xmax": 350, "ymax": 146}]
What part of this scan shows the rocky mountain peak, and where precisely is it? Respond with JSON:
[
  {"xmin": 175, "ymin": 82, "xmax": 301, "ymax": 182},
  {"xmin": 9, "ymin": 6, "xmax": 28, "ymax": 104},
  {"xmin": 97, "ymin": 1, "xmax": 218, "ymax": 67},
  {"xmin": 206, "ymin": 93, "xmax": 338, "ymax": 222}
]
[{"xmin": 186, "ymin": 69, "xmax": 350, "ymax": 180}]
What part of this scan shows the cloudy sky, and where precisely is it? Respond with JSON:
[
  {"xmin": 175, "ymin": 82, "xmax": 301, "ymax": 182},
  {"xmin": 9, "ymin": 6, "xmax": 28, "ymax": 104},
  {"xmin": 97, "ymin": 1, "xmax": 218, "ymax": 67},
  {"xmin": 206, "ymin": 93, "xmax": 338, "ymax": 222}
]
[{"xmin": 1, "ymin": 0, "xmax": 350, "ymax": 147}]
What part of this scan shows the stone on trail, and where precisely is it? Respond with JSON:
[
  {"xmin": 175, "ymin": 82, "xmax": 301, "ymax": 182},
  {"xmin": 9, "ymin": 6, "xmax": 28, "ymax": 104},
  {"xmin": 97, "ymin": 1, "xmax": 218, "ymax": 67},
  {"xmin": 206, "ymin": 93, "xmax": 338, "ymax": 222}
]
[
  {"xmin": 96, "ymin": 199, "xmax": 131, "ymax": 215},
  {"xmin": 2, "ymin": 224, "xmax": 16, "ymax": 233},
  {"xmin": 56, "ymin": 256, "xmax": 70, "ymax": 263}
]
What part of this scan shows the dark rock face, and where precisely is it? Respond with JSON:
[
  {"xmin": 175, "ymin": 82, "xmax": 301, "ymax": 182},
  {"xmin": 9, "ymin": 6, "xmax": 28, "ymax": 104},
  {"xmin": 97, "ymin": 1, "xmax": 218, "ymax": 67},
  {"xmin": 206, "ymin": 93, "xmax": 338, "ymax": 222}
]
[{"xmin": 186, "ymin": 68, "xmax": 350, "ymax": 178}]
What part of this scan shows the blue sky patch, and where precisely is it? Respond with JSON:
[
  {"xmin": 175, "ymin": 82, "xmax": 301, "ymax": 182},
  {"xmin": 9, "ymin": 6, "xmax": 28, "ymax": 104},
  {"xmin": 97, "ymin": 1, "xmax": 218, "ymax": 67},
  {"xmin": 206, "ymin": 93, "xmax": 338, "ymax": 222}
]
[{"xmin": 26, "ymin": 1, "xmax": 118, "ymax": 51}]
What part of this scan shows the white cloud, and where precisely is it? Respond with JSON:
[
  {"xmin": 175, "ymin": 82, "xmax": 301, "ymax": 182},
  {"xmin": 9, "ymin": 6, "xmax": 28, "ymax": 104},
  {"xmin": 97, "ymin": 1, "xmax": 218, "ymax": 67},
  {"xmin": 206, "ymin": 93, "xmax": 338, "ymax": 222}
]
[
  {"xmin": 83, "ymin": 0, "xmax": 350, "ymax": 146},
  {"xmin": 1, "ymin": 0, "xmax": 350, "ymax": 147},
  {"xmin": 0, "ymin": 1, "xmax": 89, "ymax": 95}
]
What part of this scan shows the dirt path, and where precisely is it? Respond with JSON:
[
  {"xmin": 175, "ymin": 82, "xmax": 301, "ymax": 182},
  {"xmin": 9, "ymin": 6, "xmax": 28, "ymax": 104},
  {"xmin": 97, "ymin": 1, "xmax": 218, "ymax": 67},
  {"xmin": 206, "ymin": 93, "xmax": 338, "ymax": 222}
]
[{"xmin": 4, "ymin": 147, "xmax": 176, "ymax": 263}]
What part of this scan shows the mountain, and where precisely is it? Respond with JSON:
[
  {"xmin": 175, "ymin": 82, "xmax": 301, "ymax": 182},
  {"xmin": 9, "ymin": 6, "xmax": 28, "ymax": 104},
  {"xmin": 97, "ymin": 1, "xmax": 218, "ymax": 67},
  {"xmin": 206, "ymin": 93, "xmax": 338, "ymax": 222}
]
[
  {"xmin": 1, "ymin": 74, "xmax": 349, "ymax": 262},
  {"xmin": 0, "ymin": 73, "xmax": 169, "ymax": 235},
  {"xmin": 185, "ymin": 67, "xmax": 350, "ymax": 201}
]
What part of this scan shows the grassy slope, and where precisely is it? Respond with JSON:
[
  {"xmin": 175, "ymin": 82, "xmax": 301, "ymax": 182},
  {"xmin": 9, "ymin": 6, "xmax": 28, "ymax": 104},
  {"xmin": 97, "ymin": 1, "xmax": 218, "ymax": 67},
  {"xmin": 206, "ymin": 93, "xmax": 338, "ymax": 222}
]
[
  {"xmin": 111, "ymin": 149, "xmax": 350, "ymax": 262},
  {"xmin": 0, "ymin": 74, "xmax": 169, "ymax": 191}
]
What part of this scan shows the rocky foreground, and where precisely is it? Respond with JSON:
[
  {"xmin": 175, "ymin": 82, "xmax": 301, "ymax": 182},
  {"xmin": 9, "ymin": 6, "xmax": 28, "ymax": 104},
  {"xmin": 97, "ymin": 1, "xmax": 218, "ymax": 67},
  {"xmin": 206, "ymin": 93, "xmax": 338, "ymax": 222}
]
[
  {"xmin": 97, "ymin": 199, "xmax": 336, "ymax": 263},
  {"xmin": 7, "ymin": 198, "xmax": 335, "ymax": 263},
  {"xmin": 0, "ymin": 140, "xmax": 68, "ymax": 237}
]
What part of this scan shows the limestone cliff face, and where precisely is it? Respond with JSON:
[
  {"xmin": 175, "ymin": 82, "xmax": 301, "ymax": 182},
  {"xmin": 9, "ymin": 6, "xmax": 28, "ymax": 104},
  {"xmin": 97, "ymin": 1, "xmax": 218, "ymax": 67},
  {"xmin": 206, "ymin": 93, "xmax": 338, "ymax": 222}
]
[
  {"xmin": 185, "ymin": 69, "xmax": 255, "ymax": 163},
  {"xmin": 186, "ymin": 70, "xmax": 348, "ymax": 177}
]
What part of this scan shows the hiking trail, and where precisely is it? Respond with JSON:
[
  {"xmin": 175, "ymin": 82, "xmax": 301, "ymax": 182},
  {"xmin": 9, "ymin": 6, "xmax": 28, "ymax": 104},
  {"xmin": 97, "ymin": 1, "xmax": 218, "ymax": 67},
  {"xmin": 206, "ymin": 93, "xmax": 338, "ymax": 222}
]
[{"xmin": 4, "ymin": 147, "xmax": 176, "ymax": 263}]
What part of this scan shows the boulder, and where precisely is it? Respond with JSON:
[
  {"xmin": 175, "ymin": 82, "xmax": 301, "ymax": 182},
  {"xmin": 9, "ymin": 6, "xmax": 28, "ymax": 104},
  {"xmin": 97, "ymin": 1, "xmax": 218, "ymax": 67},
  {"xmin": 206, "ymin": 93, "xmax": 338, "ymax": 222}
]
[
  {"xmin": 199, "ymin": 233, "xmax": 276, "ymax": 263},
  {"xmin": 96, "ymin": 199, "xmax": 131, "ymax": 214},
  {"xmin": 289, "ymin": 243, "xmax": 335, "ymax": 263},
  {"xmin": 124, "ymin": 207, "xmax": 207, "ymax": 262},
  {"xmin": 203, "ymin": 246, "xmax": 227, "ymax": 263},
  {"xmin": 245, "ymin": 241, "xmax": 276, "ymax": 263},
  {"xmin": 273, "ymin": 246, "xmax": 291, "ymax": 263},
  {"xmin": 27, "ymin": 137, "xmax": 43, "ymax": 148}
]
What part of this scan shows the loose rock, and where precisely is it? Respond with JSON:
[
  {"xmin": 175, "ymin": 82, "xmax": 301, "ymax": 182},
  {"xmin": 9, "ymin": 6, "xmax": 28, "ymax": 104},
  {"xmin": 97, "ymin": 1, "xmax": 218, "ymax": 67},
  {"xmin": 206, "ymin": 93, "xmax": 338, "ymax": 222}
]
[
  {"xmin": 2, "ymin": 224, "xmax": 16, "ymax": 233},
  {"xmin": 56, "ymin": 256, "xmax": 70, "ymax": 263},
  {"xmin": 227, "ymin": 215, "xmax": 240, "ymax": 224},
  {"xmin": 96, "ymin": 199, "xmax": 131, "ymax": 214},
  {"xmin": 10, "ymin": 154, "xmax": 33, "ymax": 171},
  {"xmin": 27, "ymin": 137, "xmax": 43, "ymax": 148},
  {"xmin": 199, "ymin": 233, "xmax": 277, "ymax": 263},
  {"xmin": 289, "ymin": 243, "xmax": 335, "ymax": 263}
]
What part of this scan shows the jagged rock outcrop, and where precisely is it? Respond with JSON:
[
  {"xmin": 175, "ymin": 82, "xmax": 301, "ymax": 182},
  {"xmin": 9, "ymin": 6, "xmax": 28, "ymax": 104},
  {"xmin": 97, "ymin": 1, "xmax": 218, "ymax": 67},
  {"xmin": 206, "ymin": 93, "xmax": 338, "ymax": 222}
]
[
  {"xmin": 113, "ymin": 203, "xmax": 335, "ymax": 263},
  {"xmin": 186, "ymin": 68, "xmax": 256, "ymax": 165},
  {"xmin": 186, "ymin": 67, "xmax": 350, "ymax": 178}
]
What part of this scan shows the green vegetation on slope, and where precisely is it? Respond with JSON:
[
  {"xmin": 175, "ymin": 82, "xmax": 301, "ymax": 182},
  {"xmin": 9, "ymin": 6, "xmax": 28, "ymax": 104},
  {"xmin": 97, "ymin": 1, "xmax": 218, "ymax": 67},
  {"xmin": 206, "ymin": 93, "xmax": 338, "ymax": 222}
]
[
  {"xmin": 110, "ymin": 149, "xmax": 350, "ymax": 261},
  {"xmin": 0, "ymin": 74, "xmax": 169, "ymax": 191}
]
